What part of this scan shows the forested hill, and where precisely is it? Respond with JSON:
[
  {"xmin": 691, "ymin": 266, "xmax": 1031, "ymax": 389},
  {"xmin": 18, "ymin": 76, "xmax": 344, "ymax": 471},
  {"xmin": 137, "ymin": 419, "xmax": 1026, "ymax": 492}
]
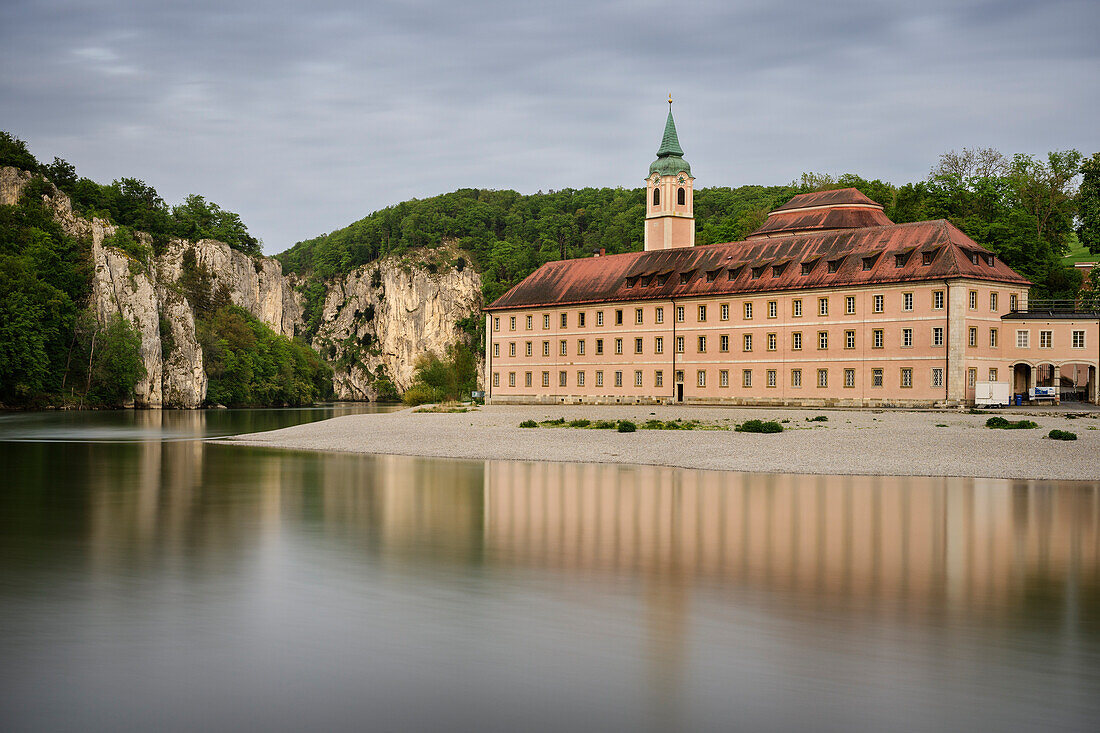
[
  {"xmin": 278, "ymin": 184, "xmax": 805, "ymax": 304},
  {"xmin": 278, "ymin": 149, "xmax": 1097, "ymax": 308}
]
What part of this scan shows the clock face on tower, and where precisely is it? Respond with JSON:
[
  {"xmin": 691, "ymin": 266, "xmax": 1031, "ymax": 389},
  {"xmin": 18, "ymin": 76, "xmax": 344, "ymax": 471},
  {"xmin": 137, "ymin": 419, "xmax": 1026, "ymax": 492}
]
[
  {"xmin": 652, "ymin": 174, "xmax": 660, "ymax": 185},
  {"xmin": 678, "ymin": 175, "xmax": 685, "ymax": 184}
]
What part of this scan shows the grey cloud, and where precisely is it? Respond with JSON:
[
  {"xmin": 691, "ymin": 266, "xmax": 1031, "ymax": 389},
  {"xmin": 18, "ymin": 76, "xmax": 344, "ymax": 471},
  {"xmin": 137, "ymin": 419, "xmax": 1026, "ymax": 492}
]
[{"xmin": 1, "ymin": 0, "xmax": 1097, "ymax": 252}]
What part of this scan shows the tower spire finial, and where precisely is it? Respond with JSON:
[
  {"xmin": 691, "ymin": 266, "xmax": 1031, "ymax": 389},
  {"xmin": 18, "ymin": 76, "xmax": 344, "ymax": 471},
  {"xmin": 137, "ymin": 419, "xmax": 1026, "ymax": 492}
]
[{"xmin": 668, "ymin": 92, "xmax": 672, "ymax": 108}]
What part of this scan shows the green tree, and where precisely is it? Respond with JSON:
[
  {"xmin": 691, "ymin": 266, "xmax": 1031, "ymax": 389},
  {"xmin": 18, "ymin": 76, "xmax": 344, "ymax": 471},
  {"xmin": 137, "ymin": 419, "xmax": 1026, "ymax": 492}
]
[
  {"xmin": 403, "ymin": 342, "xmax": 478, "ymax": 404},
  {"xmin": 87, "ymin": 314, "xmax": 146, "ymax": 406},
  {"xmin": 1078, "ymin": 152, "xmax": 1100, "ymax": 254},
  {"xmin": 0, "ymin": 131, "xmax": 39, "ymax": 171}
]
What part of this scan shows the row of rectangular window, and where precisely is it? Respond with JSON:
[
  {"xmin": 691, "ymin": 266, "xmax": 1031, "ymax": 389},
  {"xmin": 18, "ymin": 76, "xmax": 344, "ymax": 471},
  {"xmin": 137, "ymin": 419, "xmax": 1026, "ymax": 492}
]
[
  {"xmin": 492, "ymin": 326, "xmax": 954, "ymax": 358},
  {"xmin": 492, "ymin": 290, "xmax": 1022, "ymax": 332},
  {"xmin": 493, "ymin": 367, "xmax": 948, "ymax": 390}
]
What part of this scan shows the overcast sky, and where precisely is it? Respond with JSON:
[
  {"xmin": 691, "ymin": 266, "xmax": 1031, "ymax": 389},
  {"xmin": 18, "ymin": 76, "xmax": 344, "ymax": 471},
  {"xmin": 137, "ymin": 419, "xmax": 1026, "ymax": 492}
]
[{"xmin": 2, "ymin": 0, "xmax": 1097, "ymax": 253}]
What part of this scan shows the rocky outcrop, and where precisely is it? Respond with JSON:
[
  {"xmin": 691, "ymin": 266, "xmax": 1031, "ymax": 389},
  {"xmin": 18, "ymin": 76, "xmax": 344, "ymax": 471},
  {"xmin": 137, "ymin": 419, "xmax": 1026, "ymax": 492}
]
[
  {"xmin": 3, "ymin": 166, "xmax": 484, "ymax": 406},
  {"xmin": 314, "ymin": 248, "xmax": 483, "ymax": 400},
  {"xmin": 159, "ymin": 239, "xmax": 301, "ymax": 339},
  {"xmin": 158, "ymin": 286, "xmax": 207, "ymax": 407}
]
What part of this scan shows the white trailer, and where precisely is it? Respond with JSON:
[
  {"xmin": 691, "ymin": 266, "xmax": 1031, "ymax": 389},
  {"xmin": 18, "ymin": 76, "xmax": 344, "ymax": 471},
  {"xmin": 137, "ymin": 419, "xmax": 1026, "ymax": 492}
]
[{"xmin": 975, "ymin": 382, "xmax": 1011, "ymax": 407}]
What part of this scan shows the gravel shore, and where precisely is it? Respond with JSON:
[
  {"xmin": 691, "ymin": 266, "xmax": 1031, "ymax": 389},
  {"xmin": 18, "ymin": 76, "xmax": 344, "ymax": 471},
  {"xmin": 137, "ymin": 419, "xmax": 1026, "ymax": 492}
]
[{"xmin": 217, "ymin": 404, "xmax": 1100, "ymax": 480}]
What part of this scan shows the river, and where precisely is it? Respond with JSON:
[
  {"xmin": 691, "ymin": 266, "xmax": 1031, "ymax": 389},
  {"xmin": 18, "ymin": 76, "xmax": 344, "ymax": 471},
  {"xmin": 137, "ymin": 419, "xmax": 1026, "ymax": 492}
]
[{"xmin": 1, "ymin": 408, "xmax": 1097, "ymax": 732}]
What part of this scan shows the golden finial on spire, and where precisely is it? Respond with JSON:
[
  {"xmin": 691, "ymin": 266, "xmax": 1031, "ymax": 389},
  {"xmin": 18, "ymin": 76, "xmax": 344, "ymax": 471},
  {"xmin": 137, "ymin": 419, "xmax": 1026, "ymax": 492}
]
[{"xmin": 668, "ymin": 93, "xmax": 673, "ymax": 108}]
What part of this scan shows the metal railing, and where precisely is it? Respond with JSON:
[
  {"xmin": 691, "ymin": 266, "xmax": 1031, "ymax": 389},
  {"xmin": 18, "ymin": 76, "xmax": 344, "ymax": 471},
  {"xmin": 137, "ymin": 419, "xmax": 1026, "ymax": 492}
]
[{"xmin": 1008, "ymin": 299, "xmax": 1100, "ymax": 317}]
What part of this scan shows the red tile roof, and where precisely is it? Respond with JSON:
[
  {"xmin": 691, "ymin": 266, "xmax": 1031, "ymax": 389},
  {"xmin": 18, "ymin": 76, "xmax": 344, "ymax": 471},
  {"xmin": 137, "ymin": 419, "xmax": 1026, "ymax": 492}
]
[
  {"xmin": 771, "ymin": 187, "xmax": 880, "ymax": 212},
  {"xmin": 485, "ymin": 220, "xmax": 1029, "ymax": 311},
  {"xmin": 748, "ymin": 187, "xmax": 893, "ymax": 239},
  {"xmin": 748, "ymin": 206, "xmax": 893, "ymax": 237}
]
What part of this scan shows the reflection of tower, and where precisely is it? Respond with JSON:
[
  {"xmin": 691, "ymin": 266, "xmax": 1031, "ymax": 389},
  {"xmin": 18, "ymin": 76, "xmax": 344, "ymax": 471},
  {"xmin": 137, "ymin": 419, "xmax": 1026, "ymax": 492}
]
[{"xmin": 644, "ymin": 96, "xmax": 695, "ymax": 251}]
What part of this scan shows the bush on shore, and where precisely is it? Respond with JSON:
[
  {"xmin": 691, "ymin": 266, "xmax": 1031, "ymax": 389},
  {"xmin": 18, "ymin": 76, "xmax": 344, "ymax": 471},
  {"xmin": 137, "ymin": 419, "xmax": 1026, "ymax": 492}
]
[
  {"xmin": 616, "ymin": 420, "xmax": 636, "ymax": 433},
  {"xmin": 1048, "ymin": 429, "xmax": 1077, "ymax": 441},
  {"xmin": 519, "ymin": 419, "xmax": 537, "ymax": 428},
  {"xmin": 985, "ymin": 416, "xmax": 1038, "ymax": 429},
  {"xmin": 736, "ymin": 419, "xmax": 784, "ymax": 434}
]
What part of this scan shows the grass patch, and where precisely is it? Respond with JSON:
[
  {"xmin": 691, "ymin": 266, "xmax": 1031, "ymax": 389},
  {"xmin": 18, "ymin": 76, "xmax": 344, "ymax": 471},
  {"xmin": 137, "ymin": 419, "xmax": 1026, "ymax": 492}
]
[
  {"xmin": 736, "ymin": 419, "xmax": 783, "ymax": 434},
  {"xmin": 519, "ymin": 420, "xmax": 537, "ymax": 428},
  {"xmin": 1048, "ymin": 429, "xmax": 1078, "ymax": 441},
  {"xmin": 539, "ymin": 417, "xmax": 566, "ymax": 426},
  {"xmin": 806, "ymin": 415, "xmax": 828, "ymax": 422},
  {"xmin": 568, "ymin": 419, "xmax": 591, "ymax": 428},
  {"xmin": 985, "ymin": 416, "xmax": 1039, "ymax": 430},
  {"xmin": 591, "ymin": 420, "xmax": 616, "ymax": 429},
  {"xmin": 414, "ymin": 404, "xmax": 474, "ymax": 413},
  {"xmin": 616, "ymin": 420, "xmax": 636, "ymax": 433}
]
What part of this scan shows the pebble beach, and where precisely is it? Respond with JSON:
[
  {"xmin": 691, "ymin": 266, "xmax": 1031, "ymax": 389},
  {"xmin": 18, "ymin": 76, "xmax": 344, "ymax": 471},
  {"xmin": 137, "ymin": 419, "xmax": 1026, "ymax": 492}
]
[{"xmin": 217, "ymin": 404, "xmax": 1100, "ymax": 481}]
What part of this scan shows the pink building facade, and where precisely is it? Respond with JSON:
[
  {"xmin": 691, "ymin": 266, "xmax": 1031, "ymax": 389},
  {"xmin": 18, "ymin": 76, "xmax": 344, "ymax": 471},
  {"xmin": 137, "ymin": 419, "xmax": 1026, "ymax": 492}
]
[{"xmin": 483, "ymin": 112, "xmax": 1100, "ymax": 407}]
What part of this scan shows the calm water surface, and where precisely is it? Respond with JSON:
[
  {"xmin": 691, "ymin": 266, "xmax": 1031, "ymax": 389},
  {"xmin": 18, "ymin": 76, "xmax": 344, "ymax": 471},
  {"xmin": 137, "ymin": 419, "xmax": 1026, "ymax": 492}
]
[{"xmin": 0, "ymin": 409, "xmax": 1097, "ymax": 732}]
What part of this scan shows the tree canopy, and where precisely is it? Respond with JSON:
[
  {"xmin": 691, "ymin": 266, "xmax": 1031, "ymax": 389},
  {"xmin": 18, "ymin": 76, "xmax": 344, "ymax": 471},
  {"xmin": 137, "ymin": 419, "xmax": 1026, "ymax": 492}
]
[{"xmin": 1, "ymin": 131, "xmax": 261, "ymax": 256}]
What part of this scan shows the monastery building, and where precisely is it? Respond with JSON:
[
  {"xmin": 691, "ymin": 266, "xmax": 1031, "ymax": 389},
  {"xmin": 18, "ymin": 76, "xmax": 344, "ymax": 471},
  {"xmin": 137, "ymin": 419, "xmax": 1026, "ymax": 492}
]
[{"xmin": 484, "ymin": 108, "xmax": 1100, "ymax": 407}]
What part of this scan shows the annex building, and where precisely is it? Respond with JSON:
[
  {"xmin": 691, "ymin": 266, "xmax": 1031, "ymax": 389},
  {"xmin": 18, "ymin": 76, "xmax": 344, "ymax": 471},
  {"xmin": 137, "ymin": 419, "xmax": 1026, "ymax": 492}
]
[{"xmin": 483, "ymin": 108, "xmax": 1100, "ymax": 407}]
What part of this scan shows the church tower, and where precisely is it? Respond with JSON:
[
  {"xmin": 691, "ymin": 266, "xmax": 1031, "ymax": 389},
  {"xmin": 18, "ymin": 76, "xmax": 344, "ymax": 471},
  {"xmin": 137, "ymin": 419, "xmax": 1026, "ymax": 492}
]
[{"xmin": 644, "ymin": 99, "xmax": 695, "ymax": 251}]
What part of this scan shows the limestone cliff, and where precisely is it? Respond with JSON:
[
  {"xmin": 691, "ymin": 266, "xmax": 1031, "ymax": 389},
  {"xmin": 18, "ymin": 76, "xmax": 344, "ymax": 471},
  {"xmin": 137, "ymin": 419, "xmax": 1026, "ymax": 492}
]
[
  {"xmin": 2, "ymin": 166, "xmax": 485, "ymax": 406},
  {"xmin": 312, "ymin": 248, "xmax": 483, "ymax": 400}
]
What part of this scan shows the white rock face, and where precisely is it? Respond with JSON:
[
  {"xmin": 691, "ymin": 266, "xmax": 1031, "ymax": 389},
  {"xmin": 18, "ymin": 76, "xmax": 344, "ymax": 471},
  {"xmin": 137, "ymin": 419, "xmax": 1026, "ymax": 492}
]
[
  {"xmin": 158, "ymin": 286, "xmax": 207, "ymax": 407},
  {"xmin": 159, "ymin": 239, "xmax": 301, "ymax": 339},
  {"xmin": 315, "ymin": 254, "xmax": 483, "ymax": 400},
  {"xmin": 89, "ymin": 228, "xmax": 165, "ymax": 407}
]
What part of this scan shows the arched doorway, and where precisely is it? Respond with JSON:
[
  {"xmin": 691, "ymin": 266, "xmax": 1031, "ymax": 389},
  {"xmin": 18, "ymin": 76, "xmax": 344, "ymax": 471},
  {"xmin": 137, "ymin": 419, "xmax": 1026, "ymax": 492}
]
[{"xmin": 1011, "ymin": 363, "xmax": 1031, "ymax": 402}]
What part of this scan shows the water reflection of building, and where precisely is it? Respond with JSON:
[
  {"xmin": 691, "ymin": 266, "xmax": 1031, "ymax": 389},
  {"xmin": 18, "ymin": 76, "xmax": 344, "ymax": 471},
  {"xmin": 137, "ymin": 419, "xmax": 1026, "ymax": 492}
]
[
  {"xmin": 76, "ymin": 440, "xmax": 1098, "ymax": 613},
  {"xmin": 483, "ymin": 462, "xmax": 1099, "ymax": 608}
]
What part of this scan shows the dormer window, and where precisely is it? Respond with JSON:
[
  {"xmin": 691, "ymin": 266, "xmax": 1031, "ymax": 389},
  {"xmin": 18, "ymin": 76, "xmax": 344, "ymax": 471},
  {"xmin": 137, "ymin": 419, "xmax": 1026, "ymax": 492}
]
[
  {"xmin": 861, "ymin": 255, "xmax": 878, "ymax": 271},
  {"xmin": 751, "ymin": 265, "xmax": 767, "ymax": 279},
  {"xmin": 679, "ymin": 271, "xmax": 694, "ymax": 285},
  {"xmin": 625, "ymin": 276, "xmax": 638, "ymax": 288},
  {"xmin": 727, "ymin": 266, "xmax": 743, "ymax": 280},
  {"xmin": 827, "ymin": 258, "xmax": 842, "ymax": 274},
  {"xmin": 922, "ymin": 251, "xmax": 935, "ymax": 265},
  {"xmin": 801, "ymin": 260, "xmax": 817, "ymax": 275},
  {"xmin": 641, "ymin": 275, "xmax": 652, "ymax": 287},
  {"xmin": 970, "ymin": 252, "xmax": 980, "ymax": 265},
  {"xmin": 894, "ymin": 253, "xmax": 909, "ymax": 268},
  {"xmin": 706, "ymin": 268, "xmax": 720, "ymax": 283},
  {"xmin": 985, "ymin": 254, "xmax": 995, "ymax": 266},
  {"xmin": 772, "ymin": 263, "xmax": 788, "ymax": 278},
  {"xmin": 656, "ymin": 273, "xmax": 670, "ymax": 286}
]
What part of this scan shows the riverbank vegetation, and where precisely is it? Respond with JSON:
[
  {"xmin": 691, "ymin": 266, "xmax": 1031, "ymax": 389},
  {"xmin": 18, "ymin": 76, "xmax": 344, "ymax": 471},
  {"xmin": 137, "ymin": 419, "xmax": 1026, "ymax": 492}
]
[
  {"xmin": 0, "ymin": 175, "xmax": 147, "ymax": 407},
  {"xmin": 197, "ymin": 305, "xmax": 333, "ymax": 407},
  {"xmin": 402, "ymin": 343, "xmax": 478, "ymax": 405}
]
